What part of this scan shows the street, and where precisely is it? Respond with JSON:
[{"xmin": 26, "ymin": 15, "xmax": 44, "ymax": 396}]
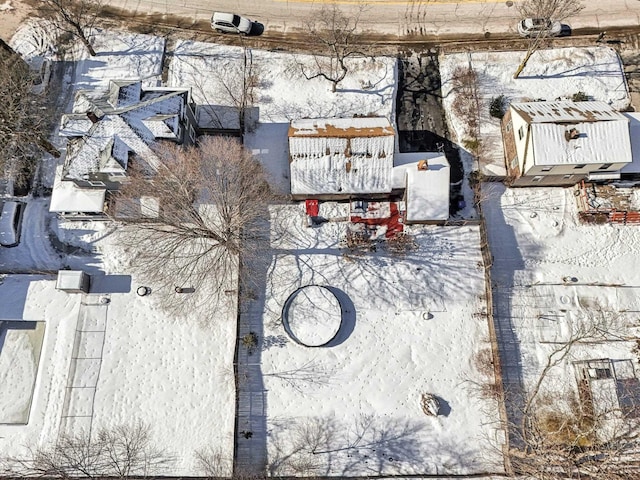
[{"xmin": 106, "ymin": 0, "xmax": 640, "ymax": 38}]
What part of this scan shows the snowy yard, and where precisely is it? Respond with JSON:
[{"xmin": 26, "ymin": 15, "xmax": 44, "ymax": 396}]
[
  {"xmin": 1, "ymin": 23, "xmax": 401, "ymax": 476},
  {"xmin": 0, "ymin": 267, "xmax": 237, "ymax": 475},
  {"xmin": 439, "ymin": 46, "xmax": 630, "ymax": 177},
  {"xmin": 169, "ymin": 41, "xmax": 396, "ymax": 125},
  {"xmin": 483, "ymin": 184, "xmax": 640, "ymax": 430},
  {"xmin": 239, "ymin": 203, "xmax": 505, "ymax": 476},
  {"xmin": 169, "ymin": 41, "xmax": 397, "ymax": 195}
]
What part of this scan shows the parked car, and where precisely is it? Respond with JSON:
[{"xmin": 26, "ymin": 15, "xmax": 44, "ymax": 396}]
[
  {"xmin": 0, "ymin": 201, "xmax": 23, "ymax": 247},
  {"xmin": 211, "ymin": 12, "xmax": 253, "ymax": 35},
  {"xmin": 517, "ymin": 18, "xmax": 562, "ymax": 38}
]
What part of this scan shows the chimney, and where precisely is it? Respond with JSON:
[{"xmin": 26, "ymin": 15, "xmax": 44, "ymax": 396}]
[
  {"xmin": 86, "ymin": 111, "xmax": 100, "ymax": 123},
  {"xmin": 417, "ymin": 159, "xmax": 429, "ymax": 170},
  {"xmin": 565, "ymin": 128, "xmax": 580, "ymax": 141}
]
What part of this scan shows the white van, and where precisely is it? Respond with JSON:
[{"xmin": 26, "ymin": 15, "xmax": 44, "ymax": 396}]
[{"xmin": 0, "ymin": 201, "xmax": 22, "ymax": 247}]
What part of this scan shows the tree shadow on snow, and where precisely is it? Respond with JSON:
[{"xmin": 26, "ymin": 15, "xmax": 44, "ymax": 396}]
[{"xmin": 268, "ymin": 414, "xmax": 485, "ymax": 476}]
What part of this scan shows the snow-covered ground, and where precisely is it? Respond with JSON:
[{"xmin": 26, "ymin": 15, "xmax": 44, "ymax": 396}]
[
  {"xmin": 169, "ymin": 41, "xmax": 397, "ymax": 195},
  {"xmin": 483, "ymin": 184, "xmax": 640, "ymax": 429},
  {"xmin": 0, "ymin": 23, "xmax": 402, "ymax": 476},
  {"xmin": 248, "ymin": 204, "xmax": 504, "ymax": 476},
  {"xmin": 440, "ymin": 46, "xmax": 630, "ymax": 177},
  {"xmin": 5, "ymin": 17, "xmax": 637, "ymax": 477},
  {"xmin": 169, "ymin": 41, "xmax": 396, "ymax": 125}
]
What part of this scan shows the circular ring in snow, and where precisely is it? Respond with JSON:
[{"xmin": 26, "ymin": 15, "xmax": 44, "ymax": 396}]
[{"xmin": 282, "ymin": 285, "xmax": 343, "ymax": 347}]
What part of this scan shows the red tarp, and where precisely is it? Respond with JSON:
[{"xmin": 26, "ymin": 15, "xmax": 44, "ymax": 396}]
[{"xmin": 305, "ymin": 199, "xmax": 319, "ymax": 217}]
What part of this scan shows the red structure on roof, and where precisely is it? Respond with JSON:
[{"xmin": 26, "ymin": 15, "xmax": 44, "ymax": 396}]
[{"xmin": 305, "ymin": 199, "xmax": 319, "ymax": 217}]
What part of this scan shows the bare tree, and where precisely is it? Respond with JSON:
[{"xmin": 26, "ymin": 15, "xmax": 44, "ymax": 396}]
[
  {"xmin": 299, "ymin": 3, "xmax": 371, "ymax": 93},
  {"xmin": 211, "ymin": 46, "xmax": 262, "ymax": 136},
  {"xmin": 195, "ymin": 446, "xmax": 233, "ymax": 478},
  {"xmin": 114, "ymin": 136, "xmax": 273, "ymax": 313},
  {"xmin": 504, "ymin": 307, "xmax": 640, "ymax": 479},
  {"xmin": 39, "ymin": 0, "xmax": 102, "ymax": 56},
  {"xmin": 0, "ymin": 47, "xmax": 58, "ymax": 191},
  {"xmin": 513, "ymin": 0, "xmax": 584, "ymax": 78},
  {"xmin": 2, "ymin": 422, "xmax": 172, "ymax": 478},
  {"xmin": 450, "ymin": 66, "xmax": 483, "ymax": 158}
]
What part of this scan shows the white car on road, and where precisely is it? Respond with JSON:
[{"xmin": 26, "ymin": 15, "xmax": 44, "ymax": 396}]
[
  {"xmin": 211, "ymin": 12, "xmax": 253, "ymax": 35},
  {"xmin": 517, "ymin": 18, "xmax": 563, "ymax": 38}
]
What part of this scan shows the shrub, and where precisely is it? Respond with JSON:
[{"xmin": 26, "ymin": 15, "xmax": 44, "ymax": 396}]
[
  {"xmin": 572, "ymin": 91, "xmax": 590, "ymax": 102},
  {"xmin": 489, "ymin": 94, "xmax": 506, "ymax": 119},
  {"xmin": 386, "ymin": 232, "xmax": 418, "ymax": 255},
  {"xmin": 242, "ymin": 332, "xmax": 258, "ymax": 349},
  {"xmin": 463, "ymin": 138, "xmax": 481, "ymax": 154}
]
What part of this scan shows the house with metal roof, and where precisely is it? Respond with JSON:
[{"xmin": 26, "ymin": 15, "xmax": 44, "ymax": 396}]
[
  {"xmin": 501, "ymin": 101, "xmax": 633, "ymax": 187},
  {"xmin": 50, "ymin": 80, "xmax": 197, "ymax": 215},
  {"xmin": 289, "ymin": 117, "xmax": 451, "ymax": 223},
  {"xmin": 288, "ymin": 117, "xmax": 395, "ymax": 200}
]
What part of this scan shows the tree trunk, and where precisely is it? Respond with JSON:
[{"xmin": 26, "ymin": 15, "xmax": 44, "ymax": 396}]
[
  {"xmin": 513, "ymin": 49, "xmax": 535, "ymax": 79},
  {"xmin": 81, "ymin": 35, "xmax": 96, "ymax": 56},
  {"xmin": 74, "ymin": 23, "xmax": 96, "ymax": 56},
  {"xmin": 38, "ymin": 137, "xmax": 61, "ymax": 158}
]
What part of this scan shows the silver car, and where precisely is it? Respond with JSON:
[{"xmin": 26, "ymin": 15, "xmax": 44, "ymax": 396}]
[
  {"xmin": 211, "ymin": 12, "xmax": 253, "ymax": 35},
  {"xmin": 517, "ymin": 18, "xmax": 562, "ymax": 38}
]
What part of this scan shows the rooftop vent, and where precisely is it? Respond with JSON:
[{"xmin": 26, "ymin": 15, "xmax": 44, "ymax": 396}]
[
  {"xmin": 565, "ymin": 128, "xmax": 580, "ymax": 141},
  {"xmin": 87, "ymin": 111, "xmax": 100, "ymax": 123}
]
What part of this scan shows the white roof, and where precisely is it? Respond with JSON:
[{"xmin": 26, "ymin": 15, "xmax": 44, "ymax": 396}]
[
  {"xmin": 392, "ymin": 152, "xmax": 444, "ymax": 189},
  {"xmin": 395, "ymin": 154, "xmax": 450, "ymax": 222},
  {"xmin": 50, "ymin": 168, "xmax": 106, "ymax": 213},
  {"xmin": 289, "ymin": 118, "xmax": 394, "ymax": 195},
  {"xmin": 511, "ymin": 101, "xmax": 627, "ymax": 123},
  {"xmin": 621, "ymin": 113, "xmax": 640, "ymax": 174},
  {"xmin": 60, "ymin": 81, "xmax": 187, "ymax": 181},
  {"xmin": 530, "ymin": 120, "xmax": 632, "ymax": 166},
  {"xmin": 55, "ymin": 270, "xmax": 87, "ymax": 290}
]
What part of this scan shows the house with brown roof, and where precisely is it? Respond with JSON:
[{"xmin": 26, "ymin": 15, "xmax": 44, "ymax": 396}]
[
  {"xmin": 288, "ymin": 117, "xmax": 451, "ymax": 224},
  {"xmin": 288, "ymin": 117, "xmax": 395, "ymax": 200},
  {"xmin": 501, "ymin": 101, "xmax": 633, "ymax": 187}
]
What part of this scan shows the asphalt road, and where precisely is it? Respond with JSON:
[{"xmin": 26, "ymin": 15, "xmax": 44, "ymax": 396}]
[{"xmin": 109, "ymin": 0, "xmax": 640, "ymax": 38}]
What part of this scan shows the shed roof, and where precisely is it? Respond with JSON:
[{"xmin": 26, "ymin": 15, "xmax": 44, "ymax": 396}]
[
  {"xmin": 289, "ymin": 117, "xmax": 394, "ymax": 138},
  {"xmin": 56, "ymin": 270, "xmax": 88, "ymax": 291},
  {"xmin": 399, "ymin": 154, "xmax": 450, "ymax": 222},
  {"xmin": 530, "ymin": 120, "xmax": 632, "ymax": 166},
  {"xmin": 289, "ymin": 117, "xmax": 394, "ymax": 196},
  {"xmin": 511, "ymin": 101, "xmax": 626, "ymax": 124}
]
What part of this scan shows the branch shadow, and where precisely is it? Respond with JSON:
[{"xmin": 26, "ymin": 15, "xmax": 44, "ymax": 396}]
[{"xmin": 268, "ymin": 413, "xmax": 485, "ymax": 476}]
